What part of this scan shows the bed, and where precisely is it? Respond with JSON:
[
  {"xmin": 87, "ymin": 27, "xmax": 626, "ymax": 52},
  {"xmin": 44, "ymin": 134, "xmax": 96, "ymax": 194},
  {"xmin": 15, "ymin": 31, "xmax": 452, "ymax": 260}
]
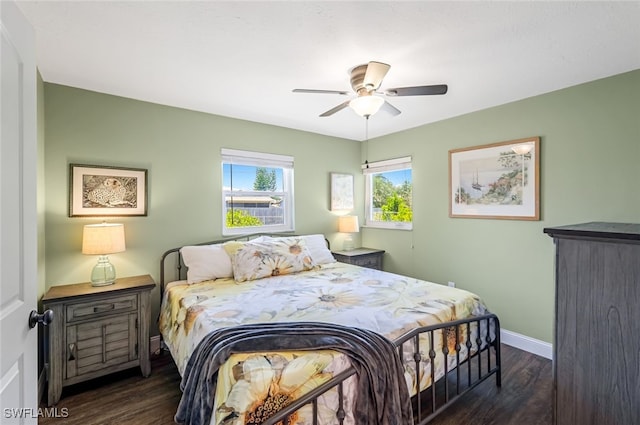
[{"xmin": 159, "ymin": 234, "xmax": 501, "ymax": 425}]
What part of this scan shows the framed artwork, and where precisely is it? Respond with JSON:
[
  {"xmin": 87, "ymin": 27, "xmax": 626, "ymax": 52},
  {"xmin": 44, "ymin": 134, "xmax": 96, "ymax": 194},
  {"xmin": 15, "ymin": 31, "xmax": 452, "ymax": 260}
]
[
  {"xmin": 449, "ymin": 137, "xmax": 540, "ymax": 220},
  {"xmin": 330, "ymin": 173, "xmax": 354, "ymax": 211},
  {"xmin": 69, "ymin": 164, "xmax": 148, "ymax": 217}
]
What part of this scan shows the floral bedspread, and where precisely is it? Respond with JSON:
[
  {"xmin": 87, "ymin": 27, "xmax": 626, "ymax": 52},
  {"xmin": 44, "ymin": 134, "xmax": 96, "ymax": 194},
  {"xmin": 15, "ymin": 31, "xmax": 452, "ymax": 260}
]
[{"xmin": 159, "ymin": 262, "xmax": 489, "ymax": 425}]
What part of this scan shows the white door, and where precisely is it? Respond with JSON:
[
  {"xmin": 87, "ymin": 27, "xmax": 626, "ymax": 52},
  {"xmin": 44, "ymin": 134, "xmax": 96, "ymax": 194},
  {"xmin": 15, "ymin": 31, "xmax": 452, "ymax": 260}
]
[{"xmin": 0, "ymin": 1, "xmax": 39, "ymax": 423}]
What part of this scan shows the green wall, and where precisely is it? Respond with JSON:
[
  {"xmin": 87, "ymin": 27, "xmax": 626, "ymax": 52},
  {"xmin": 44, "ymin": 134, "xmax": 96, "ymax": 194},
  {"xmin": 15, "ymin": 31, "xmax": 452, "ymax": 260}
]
[
  {"xmin": 43, "ymin": 70, "xmax": 640, "ymax": 343},
  {"xmin": 362, "ymin": 69, "xmax": 640, "ymax": 342},
  {"xmin": 43, "ymin": 84, "xmax": 362, "ymax": 333}
]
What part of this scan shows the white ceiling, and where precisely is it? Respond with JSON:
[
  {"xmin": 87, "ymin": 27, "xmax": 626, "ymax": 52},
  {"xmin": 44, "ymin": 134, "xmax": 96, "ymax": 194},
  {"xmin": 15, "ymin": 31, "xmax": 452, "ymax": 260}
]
[{"xmin": 17, "ymin": 1, "xmax": 640, "ymax": 141}]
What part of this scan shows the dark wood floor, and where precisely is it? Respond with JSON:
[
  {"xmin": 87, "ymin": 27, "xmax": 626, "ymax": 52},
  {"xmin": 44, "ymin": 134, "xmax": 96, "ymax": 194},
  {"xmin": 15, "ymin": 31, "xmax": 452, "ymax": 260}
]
[{"xmin": 40, "ymin": 344, "xmax": 552, "ymax": 425}]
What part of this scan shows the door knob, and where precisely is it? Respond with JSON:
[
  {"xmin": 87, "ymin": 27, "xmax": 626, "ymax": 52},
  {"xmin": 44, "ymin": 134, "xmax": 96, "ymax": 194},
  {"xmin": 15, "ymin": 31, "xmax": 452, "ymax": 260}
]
[{"xmin": 29, "ymin": 309, "xmax": 54, "ymax": 328}]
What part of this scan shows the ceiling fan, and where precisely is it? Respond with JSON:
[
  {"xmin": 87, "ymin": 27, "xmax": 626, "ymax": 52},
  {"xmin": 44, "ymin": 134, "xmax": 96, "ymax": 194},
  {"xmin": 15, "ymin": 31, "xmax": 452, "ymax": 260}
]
[{"xmin": 292, "ymin": 61, "xmax": 447, "ymax": 118}]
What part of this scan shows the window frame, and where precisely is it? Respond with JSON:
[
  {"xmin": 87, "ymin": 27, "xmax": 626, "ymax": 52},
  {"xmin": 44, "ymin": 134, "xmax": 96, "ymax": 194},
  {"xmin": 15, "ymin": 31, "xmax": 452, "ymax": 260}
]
[
  {"xmin": 221, "ymin": 148, "xmax": 295, "ymax": 236},
  {"xmin": 362, "ymin": 156, "xmax": 413, "ymax": 230}
]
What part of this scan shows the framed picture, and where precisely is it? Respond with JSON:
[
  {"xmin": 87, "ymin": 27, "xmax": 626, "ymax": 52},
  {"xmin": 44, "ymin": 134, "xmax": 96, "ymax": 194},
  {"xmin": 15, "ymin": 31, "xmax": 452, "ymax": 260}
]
[
  {"xmin": 449, "ymin": 137, "xmax": 540, "ymax": 220},
  {"xmin": 69, "ymin": 164, "xmax": 148, "ymax": 217},
  {"xmin": 330, "ymin": 173, "xmax": 354, "ymax": 211}
]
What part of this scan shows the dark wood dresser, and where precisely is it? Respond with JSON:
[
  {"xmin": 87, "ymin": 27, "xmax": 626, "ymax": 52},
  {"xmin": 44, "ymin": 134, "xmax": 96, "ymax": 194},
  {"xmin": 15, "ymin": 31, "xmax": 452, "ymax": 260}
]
[{"xmin": 544, "ymin": 222, "xmax": 640, "ymax": 425}]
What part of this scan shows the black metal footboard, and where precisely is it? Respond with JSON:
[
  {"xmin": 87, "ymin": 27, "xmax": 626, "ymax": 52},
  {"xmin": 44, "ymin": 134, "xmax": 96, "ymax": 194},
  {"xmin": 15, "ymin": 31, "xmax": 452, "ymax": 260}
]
[
  {"xmin": 263, "ymin": 313, "xmax": 501, "ymax": 425},
  {"xmin": 395, "ymin": 313, "xmax": 501, "ymax": 424},
  {"xmin": 261, "ymin": 367, "xmax": 357, "ymax": 425}
]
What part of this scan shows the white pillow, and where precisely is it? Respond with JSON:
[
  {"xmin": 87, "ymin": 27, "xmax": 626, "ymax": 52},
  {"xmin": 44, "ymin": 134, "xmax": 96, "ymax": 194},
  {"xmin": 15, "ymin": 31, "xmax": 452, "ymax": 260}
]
[
  {"xmin": 302, "ymin": 234, "xmax": 336, "ymax": 265},
  {"xmin": 180, "ymin": 244, "xmax": 233, "ymax": 284}
]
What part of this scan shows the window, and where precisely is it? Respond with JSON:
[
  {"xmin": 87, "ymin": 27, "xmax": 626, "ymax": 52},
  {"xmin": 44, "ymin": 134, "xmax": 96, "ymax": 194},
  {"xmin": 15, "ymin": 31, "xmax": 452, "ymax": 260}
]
[
  {"xmin": 221, "ymin": 148, "xmax": 294, "ymax": 235},
  {"xmin": 363, "ymin": 156, "xmax": 413, "ymax": 230}
]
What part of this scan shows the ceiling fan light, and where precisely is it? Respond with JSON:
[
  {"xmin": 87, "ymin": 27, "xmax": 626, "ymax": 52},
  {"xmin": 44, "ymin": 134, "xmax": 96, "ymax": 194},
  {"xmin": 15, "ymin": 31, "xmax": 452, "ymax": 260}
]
[{"xmin": 349, "ymin": 96, "xmax": 384, "ymax": 117}]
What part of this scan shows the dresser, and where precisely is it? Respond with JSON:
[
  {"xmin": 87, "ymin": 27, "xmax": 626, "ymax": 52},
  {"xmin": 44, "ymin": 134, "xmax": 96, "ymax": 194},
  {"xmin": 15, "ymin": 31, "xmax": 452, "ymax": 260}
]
[
  {"xmin": 544, "ymin": 222, "xmax": 640, "ymax": 425},
  {"xmin": 42, "ymin": 274, "xmax": 155, "ymax": 406},
  {"xmin": 332, "ymin": 247, "xmax": 385, "ymax": 270}
]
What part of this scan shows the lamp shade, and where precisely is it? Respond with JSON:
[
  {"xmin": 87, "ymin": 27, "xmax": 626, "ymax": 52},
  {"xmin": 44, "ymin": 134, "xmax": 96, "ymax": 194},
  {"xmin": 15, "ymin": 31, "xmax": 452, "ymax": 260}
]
[
  {"xmin": 349, "ymin": 95, "xmax": 384, "ymax": 117},
  {"xmin": 338, "ymin": 215, "xmax": 360, "ymax": 233},
  {"xmin": 82, "ymin": 223, "xmax": 126, "ymax": 255}
]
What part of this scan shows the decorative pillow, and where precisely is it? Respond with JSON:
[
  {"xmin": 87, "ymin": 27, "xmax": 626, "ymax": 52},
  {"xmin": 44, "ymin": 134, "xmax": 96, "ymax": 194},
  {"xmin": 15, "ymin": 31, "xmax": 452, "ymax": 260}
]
[
  {"xmin": 301, "ymin": 234, "xmax": 336, "ymax": 265},
  {"xmin": 180, "ymin": 244, "xmax": 233, "ymax": 284},
  {"xmin": 225, "ymin": 237, "xmax": 316, "ymax": 282},
  {"xmin": 220, "ymin": 236, "xmax": 270, "ymax": 258}
]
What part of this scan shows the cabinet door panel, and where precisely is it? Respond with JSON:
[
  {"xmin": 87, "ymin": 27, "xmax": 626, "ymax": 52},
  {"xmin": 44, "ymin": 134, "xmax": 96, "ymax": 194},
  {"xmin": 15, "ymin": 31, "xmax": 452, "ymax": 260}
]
[
  {"xmin": 66, "ymin": 314, "xmax": 135, "ymax": 378},
  {"xmin": 77, "ymin": 353, "xmax": 131, "ymax": 376}
]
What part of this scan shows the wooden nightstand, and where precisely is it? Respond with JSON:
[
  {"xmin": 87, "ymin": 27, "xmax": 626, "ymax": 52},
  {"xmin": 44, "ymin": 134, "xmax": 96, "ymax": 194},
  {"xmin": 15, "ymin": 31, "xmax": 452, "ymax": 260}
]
[
  {"xmin": 42, "ymin": 274, "xmax": 155, "ymax": 406},
  {"xmin": 332, "ymin": 247, "xmax": 385, "ymax": 270}
]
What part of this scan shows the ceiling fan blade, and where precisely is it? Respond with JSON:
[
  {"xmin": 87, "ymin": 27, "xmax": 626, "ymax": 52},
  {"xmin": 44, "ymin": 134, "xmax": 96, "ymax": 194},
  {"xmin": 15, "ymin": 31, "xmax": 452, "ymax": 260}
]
[
  {"xmin": 381, "ymin": 100, "xmax": 401, "ymax": 116},
  {"xmin": 385, "ymin": 84, "xmax": 448, "ymax": 96},
  {"xmin": 362, "ymin": 61, "xmax": 391, "ymax": 91},
  {"xmin": 293, "ymin": 89, "xmax": 350, "ymax": 95},
  {"xmin": 319, "ymin": 100, "xmax": 351, "ymax": 117}
]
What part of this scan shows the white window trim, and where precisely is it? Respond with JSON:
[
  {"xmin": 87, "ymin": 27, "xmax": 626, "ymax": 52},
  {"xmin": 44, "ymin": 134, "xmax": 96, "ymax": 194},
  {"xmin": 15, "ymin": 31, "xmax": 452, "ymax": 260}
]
[
  {"xmin": 363, "ymin": 156, "xmax": 413, "ymax": 230},
  {"xmin": 221, "ymin": 148, "xmax": 295, "ymax": 235}
]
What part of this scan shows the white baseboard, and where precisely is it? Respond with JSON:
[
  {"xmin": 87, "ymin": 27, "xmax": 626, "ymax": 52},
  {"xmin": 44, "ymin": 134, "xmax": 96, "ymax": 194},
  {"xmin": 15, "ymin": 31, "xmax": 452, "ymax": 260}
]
[
  {"xmin": 150, "ymin": 335, "xmax": 161, "ymax": 355},
  {"xmin": 501, "ymin": 329, "xmax": 552, "ymax": 360}
]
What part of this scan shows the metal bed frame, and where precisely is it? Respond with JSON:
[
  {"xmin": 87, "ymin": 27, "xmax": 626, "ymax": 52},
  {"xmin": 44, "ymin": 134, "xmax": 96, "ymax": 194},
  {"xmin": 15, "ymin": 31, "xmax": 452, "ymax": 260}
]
[{"xmin": 159, "ymin": 234, "xmax": 501, "ymax": 424}]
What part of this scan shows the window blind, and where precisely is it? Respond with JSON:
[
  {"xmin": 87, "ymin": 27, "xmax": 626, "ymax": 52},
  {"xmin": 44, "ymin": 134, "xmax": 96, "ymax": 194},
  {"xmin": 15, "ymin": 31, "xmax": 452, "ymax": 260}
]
[
  {"xmin": 221, "ymin": 148, "xmax": 293, "ymax": 169},
  {"xmin": 361, "ymin": 156, "xmax": 412, "ymax": 174}
]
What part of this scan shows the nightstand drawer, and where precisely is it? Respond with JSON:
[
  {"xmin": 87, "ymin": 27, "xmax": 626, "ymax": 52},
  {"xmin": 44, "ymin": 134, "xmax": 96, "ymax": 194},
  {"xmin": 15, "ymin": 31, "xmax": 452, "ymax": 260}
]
[
  {"xmin": 353, "ymin": 254, "xmax": 382, "ymax": 269},
  {"xmin": 66, "ymin": 293, "xmax": 137, "ymax": 322}
]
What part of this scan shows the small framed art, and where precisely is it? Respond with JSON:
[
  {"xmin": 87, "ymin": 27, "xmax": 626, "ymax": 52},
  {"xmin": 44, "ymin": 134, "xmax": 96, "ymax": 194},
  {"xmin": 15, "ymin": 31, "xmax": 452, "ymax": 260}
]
[
  {"xmin": 330, "ymin": 173, "xmax": 354, "ymax": 211},
  {"xmin": 69, "ymin": 164, "xmax": 148, "ymax": 217},
  {"xmin": 449, "ymin": 137, "xmax": 540, "ymax": 220}
]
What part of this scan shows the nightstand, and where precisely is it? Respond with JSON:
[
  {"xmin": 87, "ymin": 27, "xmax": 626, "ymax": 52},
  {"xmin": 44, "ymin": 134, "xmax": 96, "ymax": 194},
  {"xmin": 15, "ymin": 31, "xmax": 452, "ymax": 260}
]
[
  {"xmin": 332, "ymin": 247, "xmax": 385, "ymax": 270},
  {"xmin": 42, "ymin": 274, "xmax": 155, "ymax": 406}
]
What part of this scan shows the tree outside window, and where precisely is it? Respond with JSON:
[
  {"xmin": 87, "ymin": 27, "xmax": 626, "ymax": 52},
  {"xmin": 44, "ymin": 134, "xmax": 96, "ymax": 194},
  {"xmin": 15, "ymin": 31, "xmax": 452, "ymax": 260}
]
[{"xmin": 364, "ymin": 157, "xmax": 412, "ymax": 230}]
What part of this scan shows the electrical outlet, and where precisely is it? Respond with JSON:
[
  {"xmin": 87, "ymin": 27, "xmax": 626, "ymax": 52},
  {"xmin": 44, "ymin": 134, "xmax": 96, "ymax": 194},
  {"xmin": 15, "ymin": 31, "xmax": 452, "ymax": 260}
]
[{"xmin": 448, "ymin": 281, "xmax": 455, "ymax": 288}]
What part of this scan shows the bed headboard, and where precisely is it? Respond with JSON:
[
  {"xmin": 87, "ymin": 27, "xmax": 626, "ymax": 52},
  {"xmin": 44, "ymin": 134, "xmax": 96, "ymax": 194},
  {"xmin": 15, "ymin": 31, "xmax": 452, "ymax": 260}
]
[
  {"xmin": 159, "ymin": 233, "xmax": 330, "ymax": 299},
  {"xmin": 161, "ymin": 233, "xmax": 284, "ymax": 291}
]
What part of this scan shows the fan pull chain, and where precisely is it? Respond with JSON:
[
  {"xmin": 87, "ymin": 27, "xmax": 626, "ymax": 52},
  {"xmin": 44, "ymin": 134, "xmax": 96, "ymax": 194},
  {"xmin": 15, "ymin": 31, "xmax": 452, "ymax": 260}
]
[
  {"xmin": 366, "ymin": 116, "xmax": 369, "ymax": 141},
  {"xmin": 364, "ymin": 116, "xmax": 370, "ymax": 168}
]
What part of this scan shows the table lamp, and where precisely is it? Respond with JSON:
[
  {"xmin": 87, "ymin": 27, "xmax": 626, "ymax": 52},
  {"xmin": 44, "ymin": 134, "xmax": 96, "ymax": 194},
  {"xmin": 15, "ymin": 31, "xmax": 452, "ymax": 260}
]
[
  {"xmin": 338, "ymin": 215, "xmax": 359, "ymax": 251},
  {"xmin": 82, "ymin": 222, "xmax": 126, "ymax": 286}
]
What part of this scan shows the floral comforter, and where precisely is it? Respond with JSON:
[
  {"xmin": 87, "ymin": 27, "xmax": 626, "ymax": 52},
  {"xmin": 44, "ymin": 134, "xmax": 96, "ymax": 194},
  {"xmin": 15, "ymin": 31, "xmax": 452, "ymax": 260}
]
[{"xmin": 159, "ymin": 262, "xmax": 489, "ymax": 425}]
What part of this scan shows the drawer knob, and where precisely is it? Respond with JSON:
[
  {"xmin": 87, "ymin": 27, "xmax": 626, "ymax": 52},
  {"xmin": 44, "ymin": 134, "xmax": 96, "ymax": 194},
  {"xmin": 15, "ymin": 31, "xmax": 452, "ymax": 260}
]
[{"xmin": 28, "ymin": 309, "xmax": 54, "ymax": 328}]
